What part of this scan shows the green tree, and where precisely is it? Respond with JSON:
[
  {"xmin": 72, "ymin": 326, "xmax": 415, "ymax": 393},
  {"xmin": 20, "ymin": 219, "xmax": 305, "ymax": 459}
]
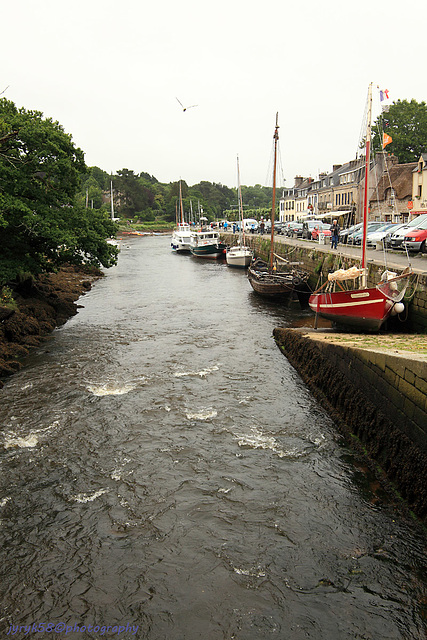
[
  {"xmin": 114, "ymin": 169, "xmax": 156, "ymax": 218},
  {"xmin": 372, "ymin": 99, "xmax": 427, "ymax": 163},
  {"xmin": 0, "ymin": 98, "xmax": 118, "ymax": 284}
]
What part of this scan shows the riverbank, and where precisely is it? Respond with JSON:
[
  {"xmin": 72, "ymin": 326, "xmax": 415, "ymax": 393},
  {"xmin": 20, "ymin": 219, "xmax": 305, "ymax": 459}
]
[
  {"xmin": 273, "ymin": 327, "xmax": 427, "ymax": 523},
  {"xmin": 0, "ymin": 265, "xmax": 102, "ymax": 387}
]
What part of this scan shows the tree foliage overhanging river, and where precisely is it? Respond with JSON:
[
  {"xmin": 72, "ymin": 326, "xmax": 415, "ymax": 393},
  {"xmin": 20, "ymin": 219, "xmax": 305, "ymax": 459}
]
[{"xmin": 0, "ymin": 236, "xmax": 426, "ymax": 639}]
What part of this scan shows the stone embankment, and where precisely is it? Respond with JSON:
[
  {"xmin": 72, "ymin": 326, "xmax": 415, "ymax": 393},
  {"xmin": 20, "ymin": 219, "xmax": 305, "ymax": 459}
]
[
  {"xmin": 274, "ymin": 327, "xmax": 427, "ymax": 524},
  {"xmin": 0, "ymin": 265, "xmax": 102, "ymax": 387}
]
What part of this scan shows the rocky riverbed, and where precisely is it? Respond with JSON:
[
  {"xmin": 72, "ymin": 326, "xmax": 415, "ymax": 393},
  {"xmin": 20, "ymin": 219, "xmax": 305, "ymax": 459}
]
[{"xmin": 0, "ymin": 265, "xmax": 102, "ymax": 387}]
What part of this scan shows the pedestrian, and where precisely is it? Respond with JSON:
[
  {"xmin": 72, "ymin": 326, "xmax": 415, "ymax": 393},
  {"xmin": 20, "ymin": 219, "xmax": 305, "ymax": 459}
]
[
  {"xmin": 260, "ymin": 219, "xmax": 265, "ymax": 235},
  {"xmin": 330, "ymin": 219, "xmax": 340, "ymax": 249}
]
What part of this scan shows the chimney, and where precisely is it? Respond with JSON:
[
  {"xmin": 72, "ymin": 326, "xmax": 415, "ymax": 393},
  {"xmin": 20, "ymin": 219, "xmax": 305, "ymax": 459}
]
[
  {"xmin": 294, "ymin": 175, "xmax": 304, "ymax": 187},
  {"xmin": 332, "ymin": 164, "xmax": 342, "ymax": 172}
]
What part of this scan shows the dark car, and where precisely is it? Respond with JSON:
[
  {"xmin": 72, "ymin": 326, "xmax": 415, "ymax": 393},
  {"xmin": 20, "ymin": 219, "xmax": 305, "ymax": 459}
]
[
  {"xmin": 284, "ymin": 222, "xmax": 302, "ymax": 237},
  {"xmin": 339, "ymin": 223, "xmax": 362, "ymax": 244},
  {"xmin": 274, "ymin": 221, "xmax": 286, "ymax": 234},
  {"xmin": 288, "ymin": 222, "xmax": 303, "ymax": 238}
]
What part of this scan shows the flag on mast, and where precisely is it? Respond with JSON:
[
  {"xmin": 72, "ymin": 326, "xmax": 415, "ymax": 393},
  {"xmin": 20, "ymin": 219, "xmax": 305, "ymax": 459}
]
[{"xmin": 382, "ymin": 133, "xmax": 393, "ymax": 148}]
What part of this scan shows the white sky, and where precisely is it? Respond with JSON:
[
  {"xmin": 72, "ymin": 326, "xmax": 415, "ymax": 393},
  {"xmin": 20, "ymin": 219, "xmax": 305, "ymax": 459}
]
[{"xmin": 2, "ymin": 0, "xmax": 426, "ymax": 189}]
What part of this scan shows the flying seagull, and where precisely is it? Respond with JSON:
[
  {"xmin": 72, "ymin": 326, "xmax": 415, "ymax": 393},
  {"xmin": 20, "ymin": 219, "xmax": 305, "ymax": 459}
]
[{"xmin": 176, "ymin": 97, "xmax": 198, "ymax": 112}]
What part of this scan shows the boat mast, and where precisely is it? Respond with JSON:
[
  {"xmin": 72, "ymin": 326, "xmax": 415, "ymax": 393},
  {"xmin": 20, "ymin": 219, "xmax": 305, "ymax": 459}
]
[
  {"xmin": 269, "ymin": 113, "xmax": 279, "ymax": 272},
  {"xmin": 110, "ymin": 177, "xmax": 114, "ymax": 220},
  {"xmin": 237, "ymin": 155, "xmax": 245, "ymax": 243},
  {"xmin": 361, "ymin": 83, "xmax": 373, "ymax": 287},
  {"xmin": 179, "ymin": 180, "xmax": 184, "ymax": 224}
]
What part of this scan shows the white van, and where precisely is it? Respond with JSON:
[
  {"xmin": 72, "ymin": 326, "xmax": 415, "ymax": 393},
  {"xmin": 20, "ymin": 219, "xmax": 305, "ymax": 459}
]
[{"xmin": 243, "ymin": 218, "xmax": 259, "ymax": 232}]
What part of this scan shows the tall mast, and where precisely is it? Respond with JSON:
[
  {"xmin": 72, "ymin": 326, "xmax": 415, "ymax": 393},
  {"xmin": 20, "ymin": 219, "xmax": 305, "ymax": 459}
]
[
  {"xmin": 269, "ymin": 113, "xmax": 279, "ymax": 272},
  {"xmin": 110, "ymin": 176, "xmax": 114, "ymax": 220},
  {"xmin": 179, "ymin": 180, "xmax": 184, "ymax": 224},
  {"xmin": 237, "ymin": 155, "xmax": 245, "ymax": 243},
  {"xmin": 361, "ymin": 83, "xmax": 373, "ymax": 286}
]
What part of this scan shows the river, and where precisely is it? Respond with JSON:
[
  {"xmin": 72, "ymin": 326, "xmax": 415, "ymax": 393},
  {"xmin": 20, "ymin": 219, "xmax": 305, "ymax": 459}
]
[{"xmin": 0, "ymin": 235, "xmax": 426, "ymax": 639}]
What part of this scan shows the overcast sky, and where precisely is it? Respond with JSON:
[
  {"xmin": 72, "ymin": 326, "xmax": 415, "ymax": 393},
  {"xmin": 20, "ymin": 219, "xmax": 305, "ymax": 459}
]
[{"xmin": 2, "ymin": 0, "xmax": 426, "ymax": 189}]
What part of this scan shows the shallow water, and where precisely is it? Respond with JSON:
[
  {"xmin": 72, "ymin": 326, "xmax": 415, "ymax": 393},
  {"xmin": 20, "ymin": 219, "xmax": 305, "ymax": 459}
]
[{"xmin": 0, "ymin": 236, "xmax": 426, "ymax": 639}]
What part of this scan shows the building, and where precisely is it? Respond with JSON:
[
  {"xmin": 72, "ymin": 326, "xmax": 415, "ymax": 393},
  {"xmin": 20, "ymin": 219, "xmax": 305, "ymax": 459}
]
[
  {"xmin": 368, "ymin": 153, "xmax": 416, "ymax": 223},
  {"xmin": 409, "ymin": 154, "xmax": 427, "ymax": 219}
]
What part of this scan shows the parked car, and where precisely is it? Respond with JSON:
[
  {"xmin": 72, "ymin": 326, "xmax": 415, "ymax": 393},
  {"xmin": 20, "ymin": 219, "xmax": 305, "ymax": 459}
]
[
  {"xmin": 274, "ymin": 221, "xmax": 286, "ymax": 234},
  {"xmin": 339, "ymin": 223, "xmax": 362, "ymax": 244},
  {"xmin": 402, "ymin": 217, "xmax": 427, "ymax": 252},
  {"xmin": 302, "ymin": 219, "xmax": 323, "ymax": 240},
  {"xmin": 286, "ymin": 222, "xmax": 303, "ymax": 238},
  {"xmin": 310, "ymin": 223, "xmax": 332, "ymax": 241},
  {"xmin": 348, "ymin": 222, "xmax": 383, "ymax": 245},
  {"xmin": 388, "ymin": 214, "xmax": 427, "ymax": 249},
  {"xmin": 366, "ymin": 223, "xmax": 404, "ymax": 249}
]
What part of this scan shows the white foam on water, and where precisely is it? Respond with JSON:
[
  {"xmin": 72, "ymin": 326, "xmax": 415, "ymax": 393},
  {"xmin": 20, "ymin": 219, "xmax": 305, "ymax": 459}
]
[
  {"xmin": 87, "ymin": 383, "xmax": 137, "ymax": 396},
  {"xmin": 4, "ymin": 434, "xmax": 40, "ymax": 449},
  {"xmin": 186, "ymin": 408, "xmax": 217, "ymax": 421},
  {"xmin": 236, "ymin": 426, "xmax": 285, "ymax": 457},
  {"xmin": 174, "ymin": 365, "xmax": 219, "ymax": 379},
  {"xmin": 236, "ymin": 426, "xmax": 326, "ymax": 459},
  {"xmin": 233, "ymin": 566, "xmax": 266, "ymax": 578},
  {"xmin": 0, "ymin": 497, "xmax": 11, "ymax": 507},
  {"xmin": 3, "ymin": 420, "xmax": 60, "ymax": 450},
  {"xmin": 71, "ymin": 488, "xmax": 109, "ymax": 503}
]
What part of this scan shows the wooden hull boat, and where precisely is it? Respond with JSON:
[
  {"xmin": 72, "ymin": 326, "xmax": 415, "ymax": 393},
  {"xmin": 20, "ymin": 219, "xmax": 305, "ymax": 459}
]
[
  {"xmin": 248, "ymin": 258, "xmax": 307, "ymax": 299},
  {"xmin": 247, "ymin": 115, "xmax": 308, "ymax": 299}
]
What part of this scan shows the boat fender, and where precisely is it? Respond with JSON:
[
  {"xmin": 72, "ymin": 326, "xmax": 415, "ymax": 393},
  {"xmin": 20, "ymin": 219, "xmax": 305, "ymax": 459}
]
[{"xmin": 392, "ymin": 302, "xmax": 405, "ymax": 315}]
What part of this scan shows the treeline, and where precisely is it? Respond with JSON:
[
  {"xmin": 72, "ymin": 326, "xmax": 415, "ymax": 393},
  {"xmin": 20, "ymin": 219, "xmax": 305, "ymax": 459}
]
[{"xmin": 78, "ymin": 167, "xmax": 277, "ymax": 222}]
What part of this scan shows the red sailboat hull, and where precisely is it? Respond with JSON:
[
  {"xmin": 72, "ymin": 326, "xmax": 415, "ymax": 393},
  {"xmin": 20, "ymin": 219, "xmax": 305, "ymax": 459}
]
[{"xmin": 308, "ymin": 287, "xmax": 394, "ymax": 331}]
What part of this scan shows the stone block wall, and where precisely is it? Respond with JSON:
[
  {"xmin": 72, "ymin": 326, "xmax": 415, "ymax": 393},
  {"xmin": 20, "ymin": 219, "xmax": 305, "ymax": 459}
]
[{"xmin": 273, "ymin": 327, "xmax": 427, "ymax": 523}]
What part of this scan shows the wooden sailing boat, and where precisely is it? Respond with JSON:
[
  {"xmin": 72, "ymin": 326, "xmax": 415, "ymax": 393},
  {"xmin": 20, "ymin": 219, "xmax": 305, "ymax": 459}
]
[
  {"xmin": 248, "ymin": 113, "xmax": 308, "ymax": 298},
  {"xmin": 171, "ymin": 180, "xmax": 192, "ymax": 252},
  {"xmin": 226, "ymin": 155, "xmax": 253, "ymax": 268},
  {"xmin": 309, "ymin": 83, "xmax": 413, "ymax": 330}
]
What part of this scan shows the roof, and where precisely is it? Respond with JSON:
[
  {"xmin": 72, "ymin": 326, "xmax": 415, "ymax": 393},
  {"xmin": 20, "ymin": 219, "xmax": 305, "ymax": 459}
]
[{"xmin": 371, "ymin": 162, "xmax": 416, "ymax": 202}]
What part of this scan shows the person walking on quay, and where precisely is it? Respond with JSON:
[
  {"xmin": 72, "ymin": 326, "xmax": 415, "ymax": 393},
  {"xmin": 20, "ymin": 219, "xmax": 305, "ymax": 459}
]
[{"xmin": 330, "ymin": 219, "xmax": 340, "ymax": 249}]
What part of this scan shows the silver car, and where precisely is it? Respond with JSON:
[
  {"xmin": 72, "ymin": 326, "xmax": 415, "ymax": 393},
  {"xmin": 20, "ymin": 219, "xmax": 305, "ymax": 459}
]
[{"xmin": 388, "ymin": 215, "xmax": 427, "ymax": 249}]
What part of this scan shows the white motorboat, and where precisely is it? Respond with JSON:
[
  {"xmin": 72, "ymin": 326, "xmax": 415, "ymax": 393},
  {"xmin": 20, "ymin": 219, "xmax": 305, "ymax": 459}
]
[{"xmin": 171, "ymin": 222, "xmax": 192, "ymax": 252}]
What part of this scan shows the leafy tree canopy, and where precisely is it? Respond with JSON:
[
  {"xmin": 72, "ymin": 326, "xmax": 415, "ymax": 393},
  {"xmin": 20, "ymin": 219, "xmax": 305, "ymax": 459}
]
[
  {"xmin": 0, "ymin": 98, "xmax": 118, "ymax": 285},
  {"xmin": 372, "ymin": 99, "xmax": 427, "ymax": 163}
]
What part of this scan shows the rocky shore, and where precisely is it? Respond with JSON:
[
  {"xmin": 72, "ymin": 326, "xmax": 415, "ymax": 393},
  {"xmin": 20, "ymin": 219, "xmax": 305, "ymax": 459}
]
[{"xmin": 0, "ymin": 265, "xmax": 102, "ymax": 387}]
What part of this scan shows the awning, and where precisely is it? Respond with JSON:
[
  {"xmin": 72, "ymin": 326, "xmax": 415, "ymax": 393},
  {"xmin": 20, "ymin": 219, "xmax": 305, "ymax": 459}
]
[{"xmin": 321, "ymin": 211, "xmax": 352, "ymax": 219}]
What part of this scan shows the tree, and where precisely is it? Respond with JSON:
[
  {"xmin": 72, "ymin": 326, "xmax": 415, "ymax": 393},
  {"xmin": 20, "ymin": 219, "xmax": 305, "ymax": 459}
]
[
  {"xmin": 372, "ymin": 99, "xmax": 427, "ymax": 163},
  {"xmin": 114, "ymin": 169, "xmax": 155, "ymax": 218},
  {"xmin": 0, "ymin": 98, "xmax": 118, "ymax": 285}
]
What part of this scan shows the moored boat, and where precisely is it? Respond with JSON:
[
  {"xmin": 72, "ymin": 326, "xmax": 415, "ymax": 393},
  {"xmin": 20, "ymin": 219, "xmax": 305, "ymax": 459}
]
[
  {"xmin": 248, "ymin": 113, "xmax": 308, "ymax": 298},
  {"xmin": 171, "ymin": 222, "xmax": 192, "ymax": 252},
  {"xmin": 171, "ymin": 180, "xmax": 192, "ymax": 253},
  {"xmin": 226, "ymin": 155, "xmax": 253, "ymax": 269},
  {"xmin": 190, "ymin": 229, "xmax": 227, "ymax": 259},
  {"xmin": 308, "ymin": 84, "xmax": 413, "ymax": 330}
]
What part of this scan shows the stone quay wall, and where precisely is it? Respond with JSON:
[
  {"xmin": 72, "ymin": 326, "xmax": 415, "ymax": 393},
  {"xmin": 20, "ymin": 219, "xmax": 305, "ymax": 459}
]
[{"xmin": 273, "ymin": 328, "xmax": 427, "ymax": 524}]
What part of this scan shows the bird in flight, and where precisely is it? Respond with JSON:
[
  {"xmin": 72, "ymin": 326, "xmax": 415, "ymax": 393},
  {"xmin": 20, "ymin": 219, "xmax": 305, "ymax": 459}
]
[{"xmin": 176, "ymin": 97, "xmax": 198, "ymax": 112}]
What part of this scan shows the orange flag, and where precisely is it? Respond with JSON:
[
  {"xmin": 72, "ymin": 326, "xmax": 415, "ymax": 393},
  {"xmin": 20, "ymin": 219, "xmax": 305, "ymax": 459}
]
[{"xmin": 382, "ymin": 133, "xmax": 393, "ymax": 148}]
